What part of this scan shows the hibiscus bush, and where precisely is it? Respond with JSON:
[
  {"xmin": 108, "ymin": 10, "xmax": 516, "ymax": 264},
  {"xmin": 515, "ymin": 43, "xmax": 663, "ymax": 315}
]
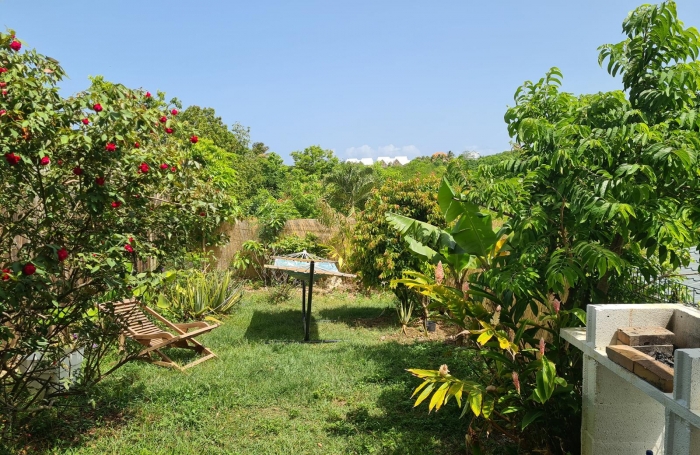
[{"xmin": 0, "ymin": 30, "xmax": 234, "ymax": 430}]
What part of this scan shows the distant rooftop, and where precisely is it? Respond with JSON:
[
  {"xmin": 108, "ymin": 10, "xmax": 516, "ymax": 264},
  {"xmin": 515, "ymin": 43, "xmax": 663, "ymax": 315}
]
[{"xmin": 346, "ymin": 156, "xmax": 410, "ymax": 166}]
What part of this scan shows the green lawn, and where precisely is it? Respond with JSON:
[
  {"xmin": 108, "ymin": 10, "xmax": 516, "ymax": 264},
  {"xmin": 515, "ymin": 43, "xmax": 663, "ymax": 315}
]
[{"xmin": 13, "ymin": 290, "xmax": 476, "ymax": 455}]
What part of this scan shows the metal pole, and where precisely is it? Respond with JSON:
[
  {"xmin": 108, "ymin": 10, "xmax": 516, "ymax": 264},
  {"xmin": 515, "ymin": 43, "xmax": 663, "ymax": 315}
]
[
  {"xmin": 301, "ymin": 280, "xmax": 307, "ymax": 327},
  {"xmin": 305, "ymin": 261, "xmax": 315, "ymax": 342}
]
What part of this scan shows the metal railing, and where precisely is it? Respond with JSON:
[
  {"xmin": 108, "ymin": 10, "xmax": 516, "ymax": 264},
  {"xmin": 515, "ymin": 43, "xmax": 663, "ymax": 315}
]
[{"xmin": 613, "ymin": 267, "xmax": 700, "ymax": 307}]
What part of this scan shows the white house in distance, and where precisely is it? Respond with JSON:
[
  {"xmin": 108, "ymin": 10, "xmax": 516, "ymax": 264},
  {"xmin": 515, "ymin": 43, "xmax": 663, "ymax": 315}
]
[{"xmin": 346, "ymin": 156, "xmax": 410, "ymax": 166}]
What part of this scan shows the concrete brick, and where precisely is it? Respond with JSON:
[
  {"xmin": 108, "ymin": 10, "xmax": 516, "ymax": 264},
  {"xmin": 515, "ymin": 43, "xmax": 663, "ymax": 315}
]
[
  {"xmin": 617, "ymin": 326, "xmax": 675, "ymax": 346},
  {"xmin": 673, "ymin": 349, "xmax": 700, "ymax": 411}
]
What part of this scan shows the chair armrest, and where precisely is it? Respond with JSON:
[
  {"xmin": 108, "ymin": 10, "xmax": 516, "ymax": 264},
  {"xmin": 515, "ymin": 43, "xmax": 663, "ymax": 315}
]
[{"xmin": 174, "ymin": 322, "xmax": 209, "ymax": 330}]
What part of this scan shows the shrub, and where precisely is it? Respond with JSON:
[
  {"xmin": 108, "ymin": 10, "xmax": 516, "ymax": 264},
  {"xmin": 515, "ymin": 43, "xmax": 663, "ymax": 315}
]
[
  {"xmin": 159, "ymin": 270, "xmax": 243, "ymax": 321},
  {"xmin": 0, "ymin": 30, "xmax": 231, "ymax": 428}
]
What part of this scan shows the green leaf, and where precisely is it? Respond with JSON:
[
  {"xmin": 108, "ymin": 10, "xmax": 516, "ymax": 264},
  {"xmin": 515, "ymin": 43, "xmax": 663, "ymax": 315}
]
[
  {"xmin": 451, "ymin": 202, "xmax": 497, "ymax": 257},
  {"xmin": 468, "ymin": 390, "xmax": 483, "ymax": 417},
  {"xmin": 521, "ymin": 411, "xmax": 544, "ymax": 430}
]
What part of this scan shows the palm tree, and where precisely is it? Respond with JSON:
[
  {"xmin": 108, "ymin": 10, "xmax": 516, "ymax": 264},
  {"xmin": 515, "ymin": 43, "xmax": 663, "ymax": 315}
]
[{"xmin": 324, "ymin": 162, "xmax": 378, "ymax": 216}]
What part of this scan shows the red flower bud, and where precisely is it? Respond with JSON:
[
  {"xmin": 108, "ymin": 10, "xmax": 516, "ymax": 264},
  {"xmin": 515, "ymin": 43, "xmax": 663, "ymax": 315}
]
[
  {"xmin": 138, "ymin": 162, "xmax": 149, "ymax": 173},
  {"xmin": 1, "ymin": 90, "xmax": 7, "ymax": 96},
  {"xmin": 145, "ymin": 92, "xmax": 152, "ymax": 98},
  {"xmin": 93, "ymin": 103, "xmax": 103, "ymax": 112},
  {"xmin": 111, "ymin": 201, "xmax": 122, "ymax": 208},
  {"xmin": 9, "ymin": 40, "xmax": 21, "ymax": 52},
  {"xmin": 40, "ymin": 156, "xmax": 50, "ymax": 166},
  {"xmin": 5, "ymin": 153, "xmax": 20, "ymax": 166},
  {"xmin": 1, "ymin": 268, "xmax": 10, "ymax": 281},
  {"xmin": 134, "ymin": 142, "xmax": 140, "ymax": 148},
  {"xmin": 190, "ymin": 135, "xmax": 198, "ymax": 144},
  {"xmin": 129, "ymin": 237, "xmax": 134, "ymax": 243},
  {"xmin": 170, "ymin": 166, "xmax": 177, "ymax": 173},
  {"xmin": 0, "ymin": 82, "xmax": 6, "ymax": 88},
  {"xmin": 0, "ymin": 109, "xmax": 6, "ymax": 116},
  {"xmin": 72, "ymin": 166, "xmax": 83, "ymax": 175},
  {"xmin": 171, "ymin": 109, "xmax": 178, "ymax": 115},
  {"xmin": 0, "ymin": 68, "xmax": 6, "ymax": 73},
  {"xmin": 95, "ymin": 177, "xmax": 105, "ymax": 186},
  {"xmin": 57, "ymin": 248, "xmax": 69, "ymax": 262},
  {"xmin": 57, "ymin": 160, "xmax": 63, "ymax": 165},
  {"xmin": 160, "ymin": 163, "xmax": 168, "ymax": 170},
  {"xmin": 105, "ymin": 143, "xmax": 116, "ymax": 152},
  {"xmin": 199, "ymin": 212, "xmax": 206, "ymax": 217},
  {"xmin": 159, "ymin": 116, "xmax": 167, "ymax": 123},
  {"xmin": 81, "ymin": 118, "xmax": 89, "ymax": 125},
  {"xmin": 22, "ymin": 263, "xmax": 36, "ymax": 276},
  {"xmin": 165, "ymin": 128, "xmax": 174, "ymax": 134},
  {"xmin": 124, "ymin": 244, "xmax": 134, "ymax": 253}
]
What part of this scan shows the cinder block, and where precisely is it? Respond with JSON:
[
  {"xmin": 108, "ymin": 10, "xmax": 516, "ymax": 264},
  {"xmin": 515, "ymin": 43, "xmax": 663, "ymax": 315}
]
[
  {"xmin": 669, "ymin": 308, "xmax": 700, "ymax": 349},
  {"xmin": 673, "ymin": 348, "xmax": 700, "ymax": 410}
]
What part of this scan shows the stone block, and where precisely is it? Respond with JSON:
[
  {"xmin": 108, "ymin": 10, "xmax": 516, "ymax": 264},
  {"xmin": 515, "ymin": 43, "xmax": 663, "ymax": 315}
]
[{"xmin": 617, "ymin": 326, "xmax": 675, "ymax": 346}]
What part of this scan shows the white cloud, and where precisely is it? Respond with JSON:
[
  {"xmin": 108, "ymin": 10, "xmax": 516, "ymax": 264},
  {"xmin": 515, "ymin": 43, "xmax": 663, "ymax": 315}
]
[{"xmin": 343, "ymin": 144, "xmax": 422, "ymax": 160}]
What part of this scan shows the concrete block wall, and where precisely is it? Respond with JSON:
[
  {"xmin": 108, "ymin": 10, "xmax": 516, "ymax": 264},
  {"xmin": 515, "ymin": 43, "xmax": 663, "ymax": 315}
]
[
  {"xmin": 565, "ymin": 304, "xmax": 700, "ymax": 455},
  {"xmin": 581, "ymin": 355, "xmax": 665, "ymax": 454}
]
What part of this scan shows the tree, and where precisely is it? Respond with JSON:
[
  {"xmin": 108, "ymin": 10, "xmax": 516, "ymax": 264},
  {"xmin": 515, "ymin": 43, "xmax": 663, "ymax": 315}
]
[
  {"xmin": 290, "ymin": 145, "xmax": 339, "ymax": 179},
  {"xmin": 179, "ymin": 106, "xmax": 246, "ymax": 154},
  {"xmin": 393, "ymin": 2, "xmax": 700, "ymax": 452},
  {"xmin": 350, "ymin": 176, "xmax": 444, "ymax": 306},
  {"xmin": 0, "ymin": 30, "xmax": 231, "ymax": 427},
  {"xmin": 324, "ymin": 162, "xmax": 378, "ymax": 215}
]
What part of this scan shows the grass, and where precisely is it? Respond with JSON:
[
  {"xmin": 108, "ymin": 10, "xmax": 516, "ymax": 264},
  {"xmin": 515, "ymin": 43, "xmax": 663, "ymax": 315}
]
[{"xmin": 9, "ymin": 289, "xmax": 478, "ymax": 455}]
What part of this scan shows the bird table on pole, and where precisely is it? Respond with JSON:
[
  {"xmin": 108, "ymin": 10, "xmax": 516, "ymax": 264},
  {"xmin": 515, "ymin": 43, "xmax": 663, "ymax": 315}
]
[{"xmin": 264, "ymin": 250, "xmax": 355, "ymax": 342}]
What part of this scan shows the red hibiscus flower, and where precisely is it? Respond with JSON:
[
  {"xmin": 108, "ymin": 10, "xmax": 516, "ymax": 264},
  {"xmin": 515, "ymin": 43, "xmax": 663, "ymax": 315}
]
[
  {"xmin": 95, "ymin": 176, "xmax": 105, "ymax": 186},
  {"xmin": 160, "ymin": 163, "xmax": 168, "ymax": 170},
  {"xmin": 170, "ymin": 166, "xmax": 177, "ymax": 173},
  {"xmin": 9, "ymin": 40, "xmax": 21, "ymax": 52},
  {"xmin": 40, "ymin": 156, "xmax": 50, "ymax": 166},
  {"xmin": 0, "ymin": 68, "xmax": 7, "ymax": 73},
  {"xmin": 105, "ymin": 143, "xmax": 116, "ymax": 152},
  {"xmin": 1, "ymin": 268, "xmax": 10, "ymax": 281},
  {"xmin": 134, "ymin": 142, "xmax": 140, "ymax": 148},
  {"xmin": 0, "ymin": 110, "xmax": 6, "ymax": 116},
  {"xmin": 72, "ymin": 166, "xmax": 83, "ymax": 175},
  {"xmin": 111, "ymin": 201, "xmax": 122, "ymax": 208},
  {"xmin": 165, "ymin": 128, "xmax": 174, "ymax": 134},
  {"xmin": 22, "ymin": 263, "xmax": 36, "ymax": 276},
  {"xmin": 81, "ymin": 118, "xmax": 89, "ymax": 125},
  {"xmin": 159, "ymin": 116, "xmax": 167, "ymax": 123},
  {"xmin": 145, "ymin": 92, "xmax": 152, "ymax": 98},
  {"xmin": 57, "ymin": 248, "xmax": 69, "ymax": 262},
  {"xmin": 5, "ymin": 153, "xmax": 20, "ymax": 165},
  {"xmin": 171, "ymin": 109, "xmax": 178, "ymax": 115},
  {"xmin": 124, "ymin": 244, "xmax": 134, "ymax": 253},
  {"xmin": 93, "ymin": 103, "xmax": 103, "ymax": 112},
  {"xmin": 190, "ymin": 135, "xmax": 198, "ymax": 144},
  {"xmin": 138, "ymin": 162, "xmax": 150, "ymax": 173}
]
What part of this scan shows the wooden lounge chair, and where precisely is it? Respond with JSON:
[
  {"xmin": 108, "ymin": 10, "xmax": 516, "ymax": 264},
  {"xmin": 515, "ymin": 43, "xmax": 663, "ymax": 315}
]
[{"xmin": 102, "ymin": 299, "xmax": 219, "ymax": 371}]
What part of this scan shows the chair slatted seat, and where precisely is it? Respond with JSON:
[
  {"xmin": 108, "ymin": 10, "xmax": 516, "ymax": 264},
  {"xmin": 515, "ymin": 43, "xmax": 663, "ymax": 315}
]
[{"xmin": 100, "ymin": 299, "xmax": 219, "ymax": 370}]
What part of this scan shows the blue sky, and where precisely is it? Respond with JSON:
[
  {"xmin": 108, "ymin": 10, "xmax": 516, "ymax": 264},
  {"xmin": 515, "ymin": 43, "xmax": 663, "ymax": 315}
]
[{"xmin": 3, "ymin": 1, "xmax": 700, "ymax": 162}]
